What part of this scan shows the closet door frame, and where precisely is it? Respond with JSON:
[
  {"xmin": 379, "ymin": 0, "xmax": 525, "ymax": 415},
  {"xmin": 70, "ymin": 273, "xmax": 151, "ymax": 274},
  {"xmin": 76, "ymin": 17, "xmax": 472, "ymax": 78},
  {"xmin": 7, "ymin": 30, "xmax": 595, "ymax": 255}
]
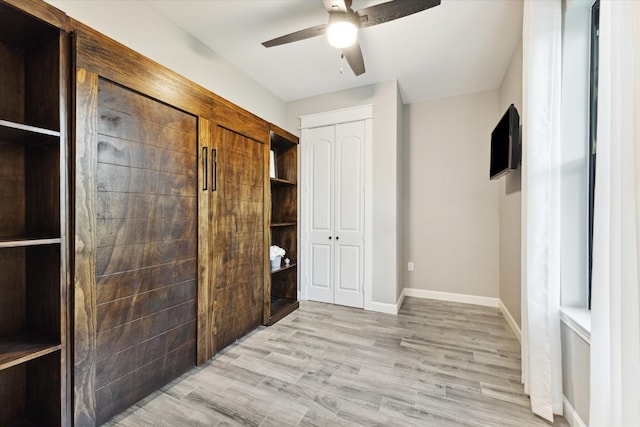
[{"xmin": 300, "ymin": 105, "xmax": 373, "ymax": 310}]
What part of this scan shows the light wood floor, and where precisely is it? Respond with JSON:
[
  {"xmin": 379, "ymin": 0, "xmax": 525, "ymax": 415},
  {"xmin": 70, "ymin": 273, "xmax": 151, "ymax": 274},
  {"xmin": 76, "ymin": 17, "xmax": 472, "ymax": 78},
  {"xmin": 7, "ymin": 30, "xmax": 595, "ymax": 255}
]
[{"xmin": 104, "ymin": 297, "xmax": 568, "ymax": 426}]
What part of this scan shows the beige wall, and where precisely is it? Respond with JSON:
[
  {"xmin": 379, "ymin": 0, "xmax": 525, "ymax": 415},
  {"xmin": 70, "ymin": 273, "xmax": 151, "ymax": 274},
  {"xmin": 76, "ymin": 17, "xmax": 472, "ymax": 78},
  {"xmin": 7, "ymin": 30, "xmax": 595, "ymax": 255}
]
[
  {"xmin": 498, "ymin": 40, "xmax": 523, "ymax": 327},
  {"xmin": 46, "ymin": 0, "xmax": 286, "ymax": 127},
  {"xmin": 285, "ymin": 81, "xmax": 402, "ymax": 305},
  {"xmin": 403, "ymin": 91, "xmax": 500, "ymax": 298}
]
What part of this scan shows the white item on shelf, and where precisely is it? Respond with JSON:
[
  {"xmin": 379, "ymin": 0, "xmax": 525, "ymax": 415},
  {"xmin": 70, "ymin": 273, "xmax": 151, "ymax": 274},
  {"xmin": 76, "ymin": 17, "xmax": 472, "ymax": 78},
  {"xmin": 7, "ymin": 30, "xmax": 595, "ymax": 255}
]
[{"xmin": 271, "ymin": 255, "xmax": 282, "ymax": 270}]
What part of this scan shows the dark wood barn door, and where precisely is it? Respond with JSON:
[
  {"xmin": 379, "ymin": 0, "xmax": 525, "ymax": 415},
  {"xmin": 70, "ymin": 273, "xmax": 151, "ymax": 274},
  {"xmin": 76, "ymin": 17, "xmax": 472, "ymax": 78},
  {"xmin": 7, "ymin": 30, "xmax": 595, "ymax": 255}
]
[
  {"xmin": 75, "ymin": 72, "xmax": 198, "ymax": 425},
  {"xmin": 210, "ymin": 126, "xmax": 265, "ymax": 350},
  {"xmin": 93, "ymin": 79, "xmax": 198, "ymax": 423}
]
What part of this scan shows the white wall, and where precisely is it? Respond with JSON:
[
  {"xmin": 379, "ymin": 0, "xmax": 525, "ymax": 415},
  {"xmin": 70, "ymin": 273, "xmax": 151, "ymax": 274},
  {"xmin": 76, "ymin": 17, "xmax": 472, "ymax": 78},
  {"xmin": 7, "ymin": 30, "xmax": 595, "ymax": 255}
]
[
  {"xmin": 45, "ymin": 0, "xmax": 286, "ymax": 127},
  {"xmin": 561, "ymin": 323, "xmax": 590, "ymax": 426},
  {"xmin": 285, "ymin": 81, "xmax": 401, "ymax": 305},
  {"xmin": 403, "ymin": 91, "xmax": 500, "ymax": 298},
  {"xmin": 498, "ymin": 40, "xmax": 523, "ymax": 327},
  {"xmin": 396, "ymin": 89, "xmax": 405, "ymax": 303}
]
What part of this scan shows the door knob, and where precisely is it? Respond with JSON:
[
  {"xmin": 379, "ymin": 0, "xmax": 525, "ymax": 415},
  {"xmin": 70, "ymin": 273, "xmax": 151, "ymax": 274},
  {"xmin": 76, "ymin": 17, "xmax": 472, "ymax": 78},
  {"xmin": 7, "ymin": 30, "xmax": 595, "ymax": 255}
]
[
  {"xmin": 336, "ymin": 236, "xmax": 339, "ymax": 240},
  {"xmin": 329, "ymin": 236, "xmax": 332, "ymax": 240}
]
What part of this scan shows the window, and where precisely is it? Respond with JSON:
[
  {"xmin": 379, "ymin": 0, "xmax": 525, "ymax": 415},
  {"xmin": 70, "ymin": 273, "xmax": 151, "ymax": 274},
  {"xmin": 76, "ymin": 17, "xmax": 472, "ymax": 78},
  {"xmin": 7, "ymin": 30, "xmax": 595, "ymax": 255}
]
[
  {"xmin": 588, "ymin": 0, "xmax": 599, "ymax": 309},
  {"xmin": 560, "ymin": 0, "xmax": 598, "ymax": 308}
]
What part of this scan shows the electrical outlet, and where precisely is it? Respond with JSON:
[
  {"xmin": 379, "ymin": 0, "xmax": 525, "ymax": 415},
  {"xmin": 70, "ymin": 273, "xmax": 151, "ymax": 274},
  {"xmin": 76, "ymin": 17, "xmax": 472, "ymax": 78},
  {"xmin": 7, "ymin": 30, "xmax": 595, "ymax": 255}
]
[{"xmin": 408, "ymin": 262, "xmax": 414, "ymax": 272}]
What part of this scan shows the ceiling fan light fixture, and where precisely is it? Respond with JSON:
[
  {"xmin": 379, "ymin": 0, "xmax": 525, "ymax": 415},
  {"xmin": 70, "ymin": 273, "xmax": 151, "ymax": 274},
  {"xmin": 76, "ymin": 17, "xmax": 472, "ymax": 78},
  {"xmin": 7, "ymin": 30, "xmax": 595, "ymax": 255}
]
[{"xmin": 327, "ymin": 13, "xmax": 358, "ymax": 48}]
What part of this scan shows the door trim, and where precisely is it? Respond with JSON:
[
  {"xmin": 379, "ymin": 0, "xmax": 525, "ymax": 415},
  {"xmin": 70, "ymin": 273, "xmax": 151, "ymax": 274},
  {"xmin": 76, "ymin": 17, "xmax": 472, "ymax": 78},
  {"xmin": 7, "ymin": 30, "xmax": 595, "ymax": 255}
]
[
  {"xmin": 300, "ymin": 105, "xmax": 373, "ymax": 311},
  {"xmin": 300, "ymin": 104, "xmax": 374, "ymax": 128}
]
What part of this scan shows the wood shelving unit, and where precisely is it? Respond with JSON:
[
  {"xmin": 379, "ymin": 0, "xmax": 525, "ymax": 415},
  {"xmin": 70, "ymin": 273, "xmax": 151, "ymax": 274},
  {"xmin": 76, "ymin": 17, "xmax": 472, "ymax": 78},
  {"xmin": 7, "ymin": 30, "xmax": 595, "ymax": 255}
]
[
  {"xmin": 0, "ymin": 1, "xmax": 68, "ymax": 425},
  {"xmin": 266, "ymin": 125, "xmax": 299, "ymax": 325}
]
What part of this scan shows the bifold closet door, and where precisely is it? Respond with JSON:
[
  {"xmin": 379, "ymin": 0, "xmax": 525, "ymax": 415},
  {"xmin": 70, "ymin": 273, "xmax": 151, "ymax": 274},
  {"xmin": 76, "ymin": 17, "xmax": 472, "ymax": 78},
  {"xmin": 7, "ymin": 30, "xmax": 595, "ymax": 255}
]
[
  {"xmin": 307, "ymin": 125, "xmax": 334, "ymax": 304},
  {"xmin": 333, "ymin": 121, "xmax": 365, "ymax": 307},
  {"xmin": 306, "ymin": 121, "xmax": 365, "ymax": 308},
  {"xmin": 75, "ymin": 72, "xmax": 198, "ymax": 424},
  {"xmin": 210, "ymin": 125, "xmax": 265, "ymax": 351}
]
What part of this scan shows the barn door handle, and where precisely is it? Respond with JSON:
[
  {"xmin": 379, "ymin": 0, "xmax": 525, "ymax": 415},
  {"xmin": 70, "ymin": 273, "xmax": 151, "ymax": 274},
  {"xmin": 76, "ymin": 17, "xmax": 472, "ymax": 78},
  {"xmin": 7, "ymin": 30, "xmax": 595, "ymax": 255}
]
[
  {"xmin": 202, "ymin": 147, "xmax": 208, "ymax": 191},
  {"xmin": 212, "ymin": 148, "xmax": 218, "ymax": 192}
]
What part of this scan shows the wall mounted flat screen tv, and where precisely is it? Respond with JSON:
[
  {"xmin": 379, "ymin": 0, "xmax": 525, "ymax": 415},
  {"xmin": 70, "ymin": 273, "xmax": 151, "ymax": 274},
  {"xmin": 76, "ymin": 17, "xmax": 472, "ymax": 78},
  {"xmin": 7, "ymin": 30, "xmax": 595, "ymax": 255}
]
[{"xmin": 490, "ymin": 104, "xmax": 521, "ymax": 180}]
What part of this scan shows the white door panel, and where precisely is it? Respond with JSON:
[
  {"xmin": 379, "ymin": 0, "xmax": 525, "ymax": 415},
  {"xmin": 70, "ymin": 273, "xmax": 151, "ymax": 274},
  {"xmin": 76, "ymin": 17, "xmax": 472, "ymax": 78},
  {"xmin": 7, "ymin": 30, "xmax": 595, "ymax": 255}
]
[
  {"xmin": 335, "ymin": 244, "xmax": 363, "ymax": 308},
  {"xmin": 305, "ymin": 121, "xmax": 364, "ymax": 309},
  {"xmin": 336, "ymin": 126, "xmax": 363, "ymax": 232},
  {"xmin": 310, "ymin": 137, "xmax": 332, "ymax": 232},
  {"xmin": 307, "ymin": 126, "xmax": 334, "ymax": 304},
  {"xmin": 333, "ymin": 121, "xmax": 364, "ymax": 308},
  {"xmin": 307, "ymin": 243, "xmax": 332, "ymax": 303},
  {"xmin": 336, "ymin": 245, "xmax": 360, "ymax": 291}
]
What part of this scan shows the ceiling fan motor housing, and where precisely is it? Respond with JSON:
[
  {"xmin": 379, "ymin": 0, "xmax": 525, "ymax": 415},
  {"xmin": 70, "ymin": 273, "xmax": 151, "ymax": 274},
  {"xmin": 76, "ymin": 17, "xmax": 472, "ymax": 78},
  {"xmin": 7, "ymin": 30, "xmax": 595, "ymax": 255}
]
[{"xmin": 327, "ymin": 11, "xmax": 360, "ymax": 48}]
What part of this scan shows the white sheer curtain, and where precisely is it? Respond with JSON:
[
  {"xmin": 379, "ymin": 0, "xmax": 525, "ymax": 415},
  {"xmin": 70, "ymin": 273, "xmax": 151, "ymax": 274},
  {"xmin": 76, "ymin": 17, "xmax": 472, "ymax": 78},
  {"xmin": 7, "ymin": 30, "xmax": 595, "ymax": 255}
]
[
  {"xmin": 521, "ymin": 0, "xmax": 563, "ymax": 422},
  {"xmin": 589, "ymin": 1, "xmax": 640, "ymax": 426}
]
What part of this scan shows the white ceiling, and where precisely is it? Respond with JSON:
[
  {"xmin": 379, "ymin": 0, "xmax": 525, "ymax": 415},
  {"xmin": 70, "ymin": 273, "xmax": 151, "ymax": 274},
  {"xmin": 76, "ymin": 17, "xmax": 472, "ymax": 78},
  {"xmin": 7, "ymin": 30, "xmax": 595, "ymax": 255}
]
[{"xmin": 146, "ymin": 0, "xmax": 523, "ymax": 104}]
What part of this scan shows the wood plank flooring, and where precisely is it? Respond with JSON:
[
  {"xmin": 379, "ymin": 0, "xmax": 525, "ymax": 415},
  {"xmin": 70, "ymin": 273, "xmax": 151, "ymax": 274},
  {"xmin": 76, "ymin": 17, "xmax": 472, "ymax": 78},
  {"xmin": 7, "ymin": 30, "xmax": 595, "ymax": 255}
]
[{"xmin": 103, "ymin": 297, "xmax": 568, "ymax": 426}]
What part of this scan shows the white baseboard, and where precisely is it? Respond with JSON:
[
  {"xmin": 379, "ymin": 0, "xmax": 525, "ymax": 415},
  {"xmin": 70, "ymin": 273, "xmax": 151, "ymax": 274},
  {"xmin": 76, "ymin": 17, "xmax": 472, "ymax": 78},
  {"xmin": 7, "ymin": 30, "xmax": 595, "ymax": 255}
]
[
  {"xmin": 365, "ymin": 288, "xmax": 406, "ymax": 315},
  {"xmin": 365, "ymin": 289, "xmax": 518, "ymax": 327},
  {"xmin": 498, "ymin": 299, "xmax": 522, "ymax": 343},
  {"xmin": 563, "ymin": 396, "xmax": 587, "ymax": 427},
  {"xmin": 367, "ymin": 300, "xmax": 399, "ymax": 315},
  {"xmin": 402, "ymin": 288, "xmax": 499, "ymax": 308},
  {"xmin": 396, "ymin": 288, "xmax": 406, "ymax": 312}
]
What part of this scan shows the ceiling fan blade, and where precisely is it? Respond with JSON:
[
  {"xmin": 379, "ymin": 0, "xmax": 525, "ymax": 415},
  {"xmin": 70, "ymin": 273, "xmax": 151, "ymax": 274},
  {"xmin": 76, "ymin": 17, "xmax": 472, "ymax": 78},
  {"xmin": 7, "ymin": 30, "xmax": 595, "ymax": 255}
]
[
  {"xmin": 343, "ymin": 41, "xmax": 365, "ymax": 76},
  {"xmin": 356, "ymin": 0, "xmax": 441, "ymax": 28},
  {"xmin": 262, "ymin": 24, "xmax": 327, "ymax": 48}
]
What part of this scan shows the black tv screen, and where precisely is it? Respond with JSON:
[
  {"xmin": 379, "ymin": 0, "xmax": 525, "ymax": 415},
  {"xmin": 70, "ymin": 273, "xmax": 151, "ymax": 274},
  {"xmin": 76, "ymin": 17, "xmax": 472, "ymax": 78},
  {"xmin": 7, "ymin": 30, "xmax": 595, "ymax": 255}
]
[{"xmin": 490, "ymin": 104, "xmax": 520, "ymax": 180}]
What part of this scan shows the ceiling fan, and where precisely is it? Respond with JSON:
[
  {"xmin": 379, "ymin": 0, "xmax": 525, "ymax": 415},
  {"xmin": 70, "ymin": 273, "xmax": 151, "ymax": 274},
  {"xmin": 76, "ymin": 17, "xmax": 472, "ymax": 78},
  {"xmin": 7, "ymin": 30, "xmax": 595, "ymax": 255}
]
[{"xmin": 262, "ymin": 0, "xmax": 441, "ymax": 76}]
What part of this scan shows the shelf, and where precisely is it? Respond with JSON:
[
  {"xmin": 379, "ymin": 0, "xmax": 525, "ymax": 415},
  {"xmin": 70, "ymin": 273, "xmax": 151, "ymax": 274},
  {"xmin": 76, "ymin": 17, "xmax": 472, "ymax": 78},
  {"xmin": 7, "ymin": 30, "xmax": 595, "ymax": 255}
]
[
  {"xmin": 270, "ymin": 131, "xmax": 298, "ymax": 150},
  {"xmin": 0, "ymin": 120, "xmax": 60, "ymax": 144},
  {"xmin": 0, "ymin": 337, "xmax": 61, "ymax": 371},
  {"xmin": 271, "ymin": 262, "xmax": 297, "ymax": 274},
  {"xmin": 0, "ymin": 237, "xmax": 61, "ymax": 248},
  {"xmin": 271, "ymin": 177, "xmax": 296, "ymax": 186},
  {"xmin": 268, "ymin": 125, "xmax": 298, "ymax": 327},
  {"xmin": 268, "ymin": 298, "xmax": 299, "ymax": 326},
  {"xmin": 271, "ymin": 222, "xmax": 296, "ymax": 227}
]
